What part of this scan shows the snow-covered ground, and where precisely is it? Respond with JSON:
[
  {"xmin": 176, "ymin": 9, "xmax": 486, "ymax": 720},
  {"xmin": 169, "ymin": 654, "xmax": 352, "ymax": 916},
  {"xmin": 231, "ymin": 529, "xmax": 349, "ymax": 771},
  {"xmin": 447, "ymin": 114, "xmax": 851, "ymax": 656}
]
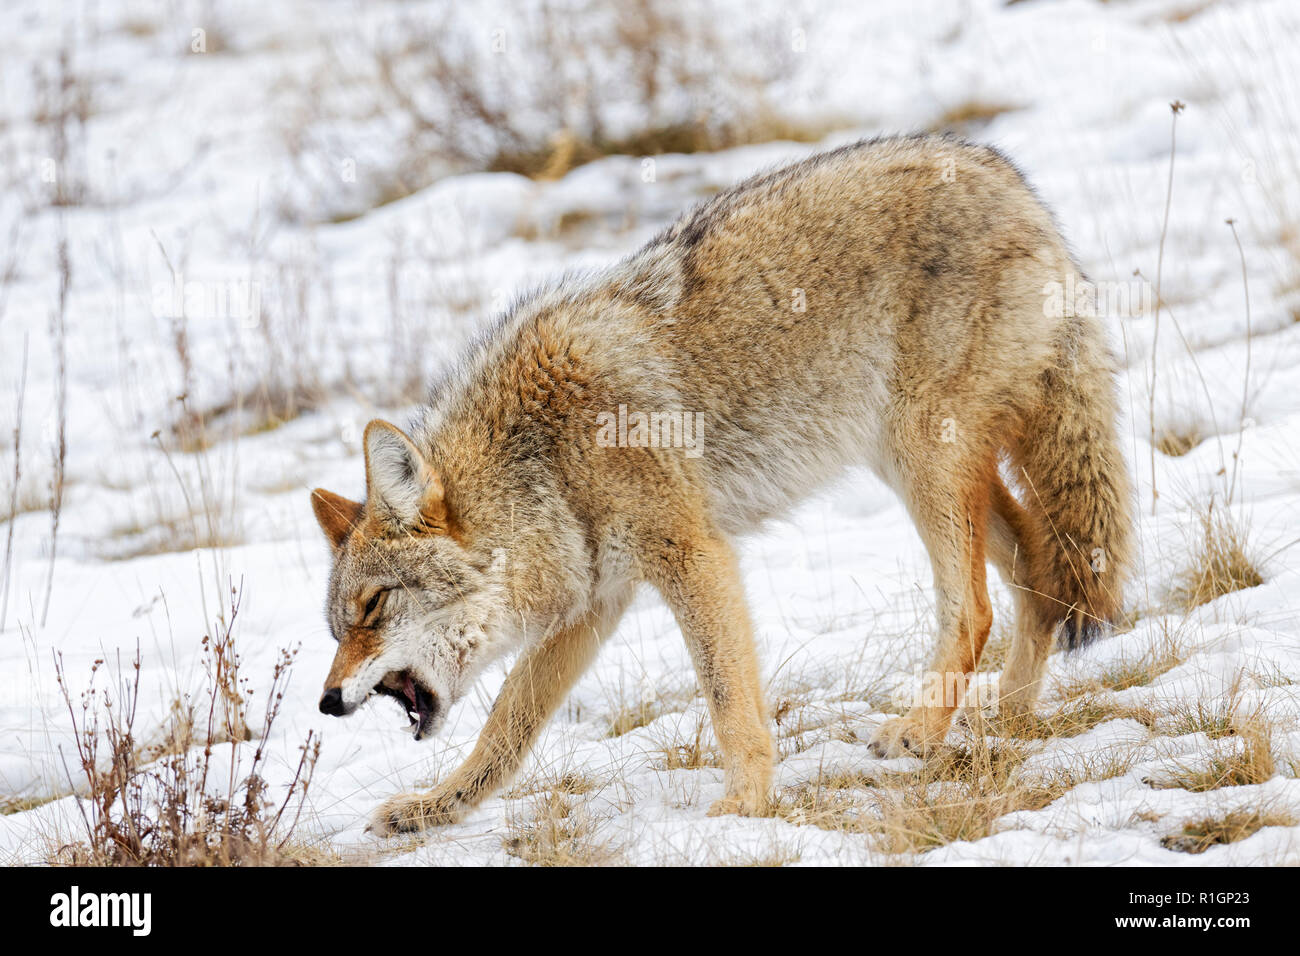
[{"xmin": 2, "ymin": 0, "xmax": 1299, "ymax": 865}]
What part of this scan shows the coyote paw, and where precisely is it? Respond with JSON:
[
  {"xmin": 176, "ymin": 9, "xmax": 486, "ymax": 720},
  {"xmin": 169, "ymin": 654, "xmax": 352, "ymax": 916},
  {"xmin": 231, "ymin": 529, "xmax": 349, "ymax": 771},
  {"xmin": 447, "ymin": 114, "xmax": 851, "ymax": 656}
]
[
  {"xmin": 868, "ymin": 715, "xmax": 931, "ymax": 759},
  {"xmin": 367, "ymin": 788, "xmax": 464, "ymax": 836},
  {"xmin": 707, "ymin": 792, "xmax": 769, "ymax": 818}
]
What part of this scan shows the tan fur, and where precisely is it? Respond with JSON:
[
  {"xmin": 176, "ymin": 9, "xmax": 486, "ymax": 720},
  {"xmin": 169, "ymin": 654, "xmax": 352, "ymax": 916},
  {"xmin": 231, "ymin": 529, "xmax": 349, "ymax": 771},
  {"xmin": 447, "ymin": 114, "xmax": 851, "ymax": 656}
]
[{"xmin": 310, "ymin": 135, "xmax": 1134, "ymax": 833}]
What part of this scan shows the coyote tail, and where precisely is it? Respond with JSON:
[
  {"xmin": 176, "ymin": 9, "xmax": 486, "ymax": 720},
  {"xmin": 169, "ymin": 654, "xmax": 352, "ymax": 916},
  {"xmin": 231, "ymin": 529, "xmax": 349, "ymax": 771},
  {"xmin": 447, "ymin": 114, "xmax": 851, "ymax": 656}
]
[{"xmin": 1009, "ymin": 322, "xmax": 1134, "ymax": 650}]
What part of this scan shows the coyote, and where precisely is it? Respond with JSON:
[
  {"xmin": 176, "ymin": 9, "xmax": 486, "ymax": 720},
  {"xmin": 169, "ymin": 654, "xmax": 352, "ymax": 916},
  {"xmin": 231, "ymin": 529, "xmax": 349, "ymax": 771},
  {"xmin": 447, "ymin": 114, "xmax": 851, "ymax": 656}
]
[{"xmin": 310, "ymin": 135, "xmax": 1133, "ymax": 834}]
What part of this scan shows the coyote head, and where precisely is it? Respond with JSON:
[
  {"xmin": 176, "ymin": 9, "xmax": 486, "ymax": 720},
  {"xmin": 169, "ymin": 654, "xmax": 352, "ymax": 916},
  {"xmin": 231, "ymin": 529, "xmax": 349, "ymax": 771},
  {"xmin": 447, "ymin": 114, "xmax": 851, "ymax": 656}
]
[{"xmin": 310, "ymin": 420, "xmax": 511, "ymax": 741}]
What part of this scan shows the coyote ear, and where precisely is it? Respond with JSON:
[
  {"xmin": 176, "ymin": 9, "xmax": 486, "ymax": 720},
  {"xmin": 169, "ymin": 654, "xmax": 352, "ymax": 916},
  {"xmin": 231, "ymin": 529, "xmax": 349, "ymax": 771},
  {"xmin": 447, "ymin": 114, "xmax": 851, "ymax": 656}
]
[
  {"xmin": 363, "ymin": 420, "xmax": 448, "ymax": 532},
  {"xmin": 310, "ymin": 488, "xmax": 363, "ymax": 550}
]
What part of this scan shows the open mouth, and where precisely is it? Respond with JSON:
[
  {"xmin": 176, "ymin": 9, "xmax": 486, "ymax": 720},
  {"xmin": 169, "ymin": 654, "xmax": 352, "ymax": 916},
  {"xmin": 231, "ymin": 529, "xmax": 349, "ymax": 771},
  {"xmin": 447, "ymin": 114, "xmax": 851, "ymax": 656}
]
[{"xmin": 372, "ymin": 671, "xmax": 441, "ymax": 741}]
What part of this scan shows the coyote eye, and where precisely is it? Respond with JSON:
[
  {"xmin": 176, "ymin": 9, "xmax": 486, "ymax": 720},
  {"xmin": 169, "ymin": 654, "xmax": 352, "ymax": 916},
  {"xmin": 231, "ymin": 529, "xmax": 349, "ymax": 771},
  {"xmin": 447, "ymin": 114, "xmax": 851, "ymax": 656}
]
[{"xmin": 359, "ymin": 589, "xmax": 389, "ymax": 626}]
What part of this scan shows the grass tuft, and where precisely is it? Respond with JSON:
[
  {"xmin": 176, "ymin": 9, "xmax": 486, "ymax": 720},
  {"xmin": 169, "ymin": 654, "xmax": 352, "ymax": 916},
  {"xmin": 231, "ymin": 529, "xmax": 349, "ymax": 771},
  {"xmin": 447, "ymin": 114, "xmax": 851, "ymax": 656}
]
[
  {"xmin": 1151, "ymin": 718, "xmax": 1275, "ymax": 792},
  {"xmin": 1013, "ymin": 694, "xmax": 1158, "ymax": 740},
  {"xmin": 502, "ymin": 791, "xmax": 621, "ymax": 867},
  {"xmin": 1155, "ymin": 425, "xmax": 1203, "ymax": 457},
  {"xmin": 1170, "ymin": 501, "xmax": 1264, "ymax": 610},
  {"xmin": 605, "ymin": 682, "xmax": 697, "ymax": 737},
  {"xmin": 1161, "ymin": 808, "xmax": 1296, "ymax": 854},
  {"xmin": 652, "ymin": 712, "xmax": 723, "ymax": 770}
]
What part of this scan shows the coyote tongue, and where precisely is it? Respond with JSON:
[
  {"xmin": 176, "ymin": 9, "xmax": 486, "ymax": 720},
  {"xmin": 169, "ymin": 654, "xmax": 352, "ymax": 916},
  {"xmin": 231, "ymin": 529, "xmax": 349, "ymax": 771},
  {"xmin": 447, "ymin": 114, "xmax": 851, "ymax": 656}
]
[
  {"xmin": 401, "ymin": 674, "xmax": 439, "ymax": 740},
  {"xmin": 403, "ymin": 674, "xmax": 418, "ymax": 708}
]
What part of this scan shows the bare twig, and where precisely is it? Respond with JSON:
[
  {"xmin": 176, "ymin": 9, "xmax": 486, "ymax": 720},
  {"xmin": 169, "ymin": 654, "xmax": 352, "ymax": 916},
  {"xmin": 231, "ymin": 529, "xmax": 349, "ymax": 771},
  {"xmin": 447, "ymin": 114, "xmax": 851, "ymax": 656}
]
[
  {"xmin": 40, "ymin": 232, "xmax": 69, "ymax": 627},
  {"xmin": 1224, "ymin": 218, "xmax": 1253, "ymax": 508},
  {"xmin": 1, "ymin": 335, "xmax": 29, "ymax": 632},
  {"xmin": 1148, "ymin": 100, "xmax": 1184, "ymax": 516}
]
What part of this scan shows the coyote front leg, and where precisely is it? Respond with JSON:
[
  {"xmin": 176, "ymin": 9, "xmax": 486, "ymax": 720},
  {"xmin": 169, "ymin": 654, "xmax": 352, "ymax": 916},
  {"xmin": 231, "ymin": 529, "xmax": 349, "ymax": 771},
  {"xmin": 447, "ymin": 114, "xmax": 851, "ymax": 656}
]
[
  {"xmin": 370, "ymin": 601, "xmax": 625, "ymax": 835},
  {"xmin": 645, "ymin": 530, "xmax": 774, "ymax": 817}
]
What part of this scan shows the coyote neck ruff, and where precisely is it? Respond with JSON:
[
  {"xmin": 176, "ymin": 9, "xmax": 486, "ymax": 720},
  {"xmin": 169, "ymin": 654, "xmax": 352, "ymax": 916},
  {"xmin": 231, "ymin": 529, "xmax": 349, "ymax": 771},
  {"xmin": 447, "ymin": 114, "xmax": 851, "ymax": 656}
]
[{"xmin": 310, "ymin": 134, "xmax": 1134, "ymax": 835}]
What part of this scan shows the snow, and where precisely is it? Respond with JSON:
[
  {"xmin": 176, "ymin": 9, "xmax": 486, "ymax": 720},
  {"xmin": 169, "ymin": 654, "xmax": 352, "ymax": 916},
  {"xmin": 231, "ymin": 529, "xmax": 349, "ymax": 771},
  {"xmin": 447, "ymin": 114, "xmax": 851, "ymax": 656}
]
[{"xmin": 1, "ymin": 0, "xmax": 1299, "ymax": 865}]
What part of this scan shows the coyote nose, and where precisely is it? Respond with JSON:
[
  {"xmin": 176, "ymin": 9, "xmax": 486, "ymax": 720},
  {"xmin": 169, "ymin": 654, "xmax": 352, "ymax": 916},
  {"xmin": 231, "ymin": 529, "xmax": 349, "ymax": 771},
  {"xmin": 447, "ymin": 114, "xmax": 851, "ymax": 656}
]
[{"xmin": 319, "ymin": 687, "xmax": 346, "ymax": 716}]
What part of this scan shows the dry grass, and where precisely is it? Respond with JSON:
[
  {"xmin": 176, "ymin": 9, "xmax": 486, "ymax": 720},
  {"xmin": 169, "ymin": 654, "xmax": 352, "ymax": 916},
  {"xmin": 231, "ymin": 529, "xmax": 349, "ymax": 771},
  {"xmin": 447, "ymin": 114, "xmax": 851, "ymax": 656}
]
[
  {"xmin": 39, "ymin": 233, "xmax": 69, "ymax": 628},
  {"xmin": 652, "ymin": 712, "xmax": 724, "ymax": 770},
  {"xmin": 711, "ymin": 846, "xmax": 803, "ymax": 867},
  {"xmin": 1160, "ymin": 698, "xmax": 1242, "ymax": 740},
  {"xmin": 288, "ymin": 0, "xmax": 823, "ymax": 223},
  {"xmin": 1161, "ymin": 808, "xmax": 1296, "ymax": 854},
  {"xmin": 502, "ymin": 790, "xmax": 621, "ymax": 866},
  {"xmin": 1049, "ymin": 630, "xmax": 1186, "ymax": 703},
  {"xmin": 1101, "ymin": 656, "xmax": 1180, "ymax": 692},
  {"xmin": 1155, "ymin": 425, "xmax": 1203, "ymax": 457},
  {"xmin": 33, "ymin": 47, "xmax": 94, "ymax": 208},
  {"xmin": 977, "ymin": 621, "xmax": 1013, "ymax": 673},
  {"xmin": 928, "ymin": 100, "xmax": 1021, "ymax": 136},
  {"xmin": 1249, "ymin": 664, "xmax": 1296, "ymax": 689},
  {"xmin": 770, "ymin": 732, "xmax": 1069, "ymax": 855},
  {"xmin": 772, "ymin": 692, "xmax": 861, "ymax": 759},
  {"xmin": 1012, "ymin": 693, "xmax": 1159, "ymax": 740},
  {"xmin": 275, "ymin": 841, "xmax": 347, "ymax": 867},
  {"xmin": 49, "ymin": 587, "xmax": 321, "ymax": 866},
  {"xmin": 867, "ymin": 739, "xmax": 1061, "ymax": 855},
  {"xmin": 1170, "ymin": 500, "xmax": 1264, "ymax": 610},
  {"xmin": 764, "ymin": 689, "xmax": 1221, "ymax": 858},
  {"xmin": 1152, "ymin": 1, "xmax": 1221, "ymax": 25},
  {"xmin": 504, "ymin": 772, "xmax": 603, "ymax": 801},
  {"xmin": 488, "ymin": 118, "xmax": 826, "ymax": 183},
  {"xmin": 101, "ymin": 511, "xmax": 243, "ymax": 562},
  {"xmin": 0, "ymin": 339, "xmax": 30, "ymax": 632},
  {"xmin": 604, "ymin": 681, "xmax": 697, "ymax": 737},
  {"xmin": 170, "ymin": 384, "xmax": 325, "ymax": 454},
  {"xmin": 97, "ymin": 397, "xmax": 245, "ymax": 561},
  {"xmin": 1, "ymin": 476, "xmax": 47, "ymax": 519},
  {"xmin": 146, "ymin": 232, "xmax": 422, "ymax": 456},
  {"xmin": 1, "ymin": 792, "xmax": 63, "ymax": 815},
  {"xmin": 1150, "ymin": 717, "xmax": 1275, "ymax": 792},
  {"xmin": 866, "ymin": 787, "xmax": 1049, "ymax": 855},
  {"xmin": 1027, "ymin": 749, "xmax": 1143, "ymax": 790},
  {"xmin": 772, "ymin": 783, "xmax": 871, "ymax": 834}
]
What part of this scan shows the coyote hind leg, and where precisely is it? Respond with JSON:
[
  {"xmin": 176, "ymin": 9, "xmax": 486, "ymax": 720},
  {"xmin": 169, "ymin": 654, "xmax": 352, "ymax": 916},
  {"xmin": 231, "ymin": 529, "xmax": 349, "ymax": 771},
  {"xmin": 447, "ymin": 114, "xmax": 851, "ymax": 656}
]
[{"xmin": 986, "ymin": 478, "xmax": 1059, "ymax": 725}]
